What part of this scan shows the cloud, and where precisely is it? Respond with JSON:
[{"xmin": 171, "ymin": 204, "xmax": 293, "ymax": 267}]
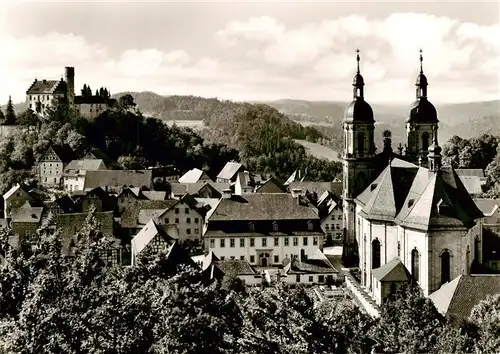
[{"xmin": 1, "ymin": 12, "xmax": 499, "ymax": 105}]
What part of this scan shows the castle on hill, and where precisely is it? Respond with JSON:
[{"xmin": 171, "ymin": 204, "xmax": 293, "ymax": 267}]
[{"xmin": 342, "ymin": 49, "xmax": 484, "ymax": 300}]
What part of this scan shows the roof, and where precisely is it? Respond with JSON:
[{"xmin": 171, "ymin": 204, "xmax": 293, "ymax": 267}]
[
  {"xmin": 162, "ymin": 242, "xmax": 199, "ymax": 270},
  {"xmin": 142, "ymin": 191, "xmax": 168, "ymax": 201},
  {"xmin": 26, "ymin": 79, "xmax": 64, "ymax": 95},
  {"xmin": 407, "ymin": 97, "xmax": 438, "ymax": 123},
  {"xmin": 344, "ymin": 98, "xmax": 374, "ymax": 123},
  {"xmin": 131, "ymin": 219, "xmax": 176, "ymax": 255},
  {"xmin": 473, "ymin": 198, "xmax": 500, "ymax": 216},
  {"xmin": 3, "ymin": 184, "xmax": 32, "ymax": 200},
  {"xmin": 216, "ymin": 260, "xmax": 257, "ymax": 276},
  {"xmin": 137, "ymin": 208, "xmax": 167, "ymax": 225},
  {"xmin": 178, "ymin": 168, "xmax": 211, "ymax": 183},
  {"xmin": 83, "ymin": 170, "xmax": 153, "ymax": 190},
  {"xmin": 255, "ymin": 177, "xmax": 286, "ymax": 193},
  {"xmin": 65, "ymin": 159, "xmax": 106, "ymax": 172},
  {"xmin": 47, "ymin": 195, "xmax": 78, "ymax": 214},
  {"xmin": 455, "ymin": 169, "xmax": 485, "ymax": 178},
  {"xmin": 458, "ymin": 176, "xmax": 483, "ymax": 195},
  {"xmin": 46, "ymin": 144, "xmax": 76, "ymax": 163},
  {"xmin": 372, "ymin": 257, "xmax": 411, "ymax": 282},
  {"xmin": 429, "ymin": 275, "xmax": 500, "ymax": 322},
  {"xmin": 169, "ymin": 182, "xmax": 229, "ymax": 196},
  {"xmin": 121, "ymin": 199, "xmax": 178, "ymax": 228},
  {"xmin": 11, "ymin": 202, "xmax": 44, "ymax": 223},
  {"xmin": 217, "ymin": 162, "xmax": 244, "ymax": 180},
  {"xmin": 284, "ymin": 250, "xmax": 338, "ymax": 274},
  {"xmin": 288, "ymin": 181, "xmax": 338, "ymax": 195},
  {"xmin": 208, "ymin": 193, "xmax": 318, "ymax": 221},
  {"xmin": 201, "ymin": 251, "xmax": 220, "ymax": 271},
  {"xmin": 236, "ymin": 172, "xmax": 253, "ymax": 190}
]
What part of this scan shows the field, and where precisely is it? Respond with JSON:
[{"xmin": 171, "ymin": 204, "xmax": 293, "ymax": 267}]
[{"xmin": 294, "ymin": 139, "xmax": 342, "ymax": 162}]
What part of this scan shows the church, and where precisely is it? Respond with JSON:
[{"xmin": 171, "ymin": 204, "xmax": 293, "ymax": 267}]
[{"xmin": 341, "ymin": 50, "xmax": 484, "ymax": 299}]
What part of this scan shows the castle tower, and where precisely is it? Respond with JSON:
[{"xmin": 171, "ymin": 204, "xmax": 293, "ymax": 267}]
[
  {"xmin": 342, "ymin": 49, "xmax": 376, "ymax": 261},
  {"xmin": 65, "ymin": 66, "xmax": 75, "ymax": 104},
  {"xmin": 406, "ymin": 50, "xmax": 438, "ymax": 162}
]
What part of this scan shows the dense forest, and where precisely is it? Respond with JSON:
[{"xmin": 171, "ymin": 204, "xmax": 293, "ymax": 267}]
[{"xmin": 0, "ymin": 210, "xmax": 498, "ymax": 353}]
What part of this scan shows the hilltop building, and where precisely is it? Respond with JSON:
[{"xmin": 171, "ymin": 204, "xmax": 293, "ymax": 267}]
[{"xmin": 342, "ymin": 49, "xmax": 484, "ymax": 300}]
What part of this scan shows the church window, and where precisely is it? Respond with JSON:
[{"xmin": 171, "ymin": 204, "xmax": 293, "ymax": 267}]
[
  {"xmin": 371, "ymin": 239, "xmax": 381, "ymax": 269},
  {"xmin": 422, "ymin": 132, "xmax": 430, "ymax": 152},
  {"xmin": 441, "ymin": 250, "xmax": 451, "ymax": 285},
  {"xmin": 357, "ymin": 132, "xmax": 365, "ymax": 157},
  {"xmin": 411, "ymin": 248, "xmax": 420, "ymax": 282}
]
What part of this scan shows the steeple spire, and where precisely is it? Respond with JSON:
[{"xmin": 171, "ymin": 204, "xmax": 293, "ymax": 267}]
[
  {"xmin": 415, "ymin": 48, "xmax": 428, "ymax": 99},
  {"xmin": 356, "ymin": 48, "xmax": 360, "ymax": 74},
  {"xmin": 419, "ymin": 48, "xmax": 423, "ymax": 74},
  {"xmin": 352, "ymin": 49, "xmax": 364, "ymax": 99}
]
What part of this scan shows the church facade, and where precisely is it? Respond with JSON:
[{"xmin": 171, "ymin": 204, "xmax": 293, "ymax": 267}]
[{"xmin": 342, "ymin": 50, "xmax": 484, "ymax": 298}]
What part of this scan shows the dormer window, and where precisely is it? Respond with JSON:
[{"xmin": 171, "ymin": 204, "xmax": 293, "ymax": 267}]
[
  {"xmin": 248, "ymin": 222, "xmax": 255, "ymax": 232},
  {"xmin": 436, "ymin": 199, "xmax": 451, "ymax": 216},
  {"xmin": 370, "ymin": 183, "xmax": 377, "ymax": 191},
  {"xmin": 307, "ymin": 221, "xmax": 313, "ymax": 231},
  {"xmin": 272, "ymin": 221, "xmax": 278, "ymax": 232},
  {"xmin": 408, "ymin": 199, "xmax": 415, "ymax": 208}
]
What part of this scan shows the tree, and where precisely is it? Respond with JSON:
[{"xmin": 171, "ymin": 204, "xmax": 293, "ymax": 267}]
[
  {"xmin": 4, "ymin": 96, "xmax": 16, "ymax": 125},
  {"xmin": 469, "ymin": 293, "xmax": 500, "ymax": 353},
  {"xmin": 17, "ymin": 108, "xmax": 38, "ymax": 127},
  {"xmin": 118, "ymin": 94, "xmax": 136, "ymax": 110},
  {"xmin": 0, "ymin": 107, "xmax": 5, "ymax": 125}
]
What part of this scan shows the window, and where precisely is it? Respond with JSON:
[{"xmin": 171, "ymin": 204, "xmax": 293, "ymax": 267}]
[
  {"xmin": 185, "ymin": 208, "xmax": 189, "ymax": 214},
  {"xmin": 272, "ymin": 222, "xmax": 278, "ymax": 231},
  {"xmin": 230, "ymin": 238, "xmax": 235, "ymax": 248},
  {"xmin": 194, "ymin": 218, "xmax": 199, "ymax": 223},
  {"xmin": 303, "ymin": 237, "xmax": 308, "ymax": 246},
  {"xmin": 186, "ymin": 218, "xmax": 191, "ymax": 224},
  {"xmin": 175, "ymin": 218, "xmax": 179, "ymax": 224},
  {"xmin": 308, "ymin": 276, "xmax": 313, "ymax": 282},
  {"xmin": 209, "ymin": 239, "xmax": 215, "ymax": 248},
  {"xmin": 175, "ymin": 208, "xmax": 179, "ymax": 214},
  {"xmin": 240, "ymin": 256, "xmax": 245, "ymax": 261},
  {"xmin": 230, "ymin": 256, "xmax": 235, "ymax": 260},
  {"xmin": 262, "ymin": 238, "xmax": 267, "ymax": 247},
  {"xmin": 422, "ymin": 132, "xmax": 430, "ymax": 152},
  {"xmin": 411, "ymin": 248, "xmax": 420, "ymax": 282},
  {"xmin": 240, "ymin": 238, "xmax": 245, "ymax": 247},
  {"xmin": 250, "ymin": 255, "xmax": 255, "ymax": 263},
  {"xmin": 284, "ymin": 237, "xmax": 289, "ymax": 246},
  {"xmin": 313, "ymin": 237, "xmax": 318, "ymax": 246},
  {"xmin": 318, "ymin": 275, "xmax": 324, "ymax": 283},
  {"xmin": 357, "ymin": 132, "xmax": 365, "ymax": 157},
  {"xmin": 194, "ymin": 228, "xmax": 199, "ymax": 234},
  {"xmin": 250, "ymin": 238, "xmax": 255, "ymax": 247},
  {"xmin": 274, "ymin": 237, "xmax": 279, "ymax": 246},
  {"xmin": 326, "ymin": 224, "xmax": 330, "ymax": 230},
  {"xmin": 338, "ymin": 215, "xmax": 342, "ymax": 220},
  {"xmin": 186, "ymin": 229, "xmax": 191, "ymax": 235},
  {"xmin": 220, "ymin": 239, "xmax": 225, "ymax": 248},
  {"xmin": 441, "ymin": 250, "xmax": 451, "ymax": 285},
  {"xmin": 274, "ymin": 255, "xmax": 279, "ymax": 263},
  {"xmin": 293, "ymin": 237, "xmax": 298, "ymax": 246},
  {"xmin": 372, "ymin": 239, "xmax": 381, "ymax": 269},
  {"xmin": 220, "ymin": 256, "xmax": 225, "ymax": 261},
  {"xmin": 296, "ymin": 275, "xmax": 301, "ymax": 282},
  {"xmin": 307, "ymin": 221, "xmax": 313, "ymax": 231}
]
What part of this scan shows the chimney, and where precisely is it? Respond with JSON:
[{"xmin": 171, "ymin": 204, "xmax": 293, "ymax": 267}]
[
  {"xmin": 291, "ymin": 188, "xmax": 302, "ymax": 198},
  {"xmin": 222, "ymin": 189, "xmax": 232, "ymax": 199},
  {"xmin": 64, "ymin": 66, "xmax": 75, "ymax": 104}
]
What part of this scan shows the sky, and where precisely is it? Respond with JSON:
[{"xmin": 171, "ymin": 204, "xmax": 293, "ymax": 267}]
[{"xmin": 1, "ymin": 1, "xmax": 499, "ymax": 104}]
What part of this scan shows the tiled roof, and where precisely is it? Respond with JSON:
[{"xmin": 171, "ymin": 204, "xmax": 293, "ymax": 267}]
[
  {"xmin": 84, "ymin": 170, "xmax": 153, "ymax": 190},
  {"xmin": 137, "ymin": 208, "xmax": 167, "ymax": 225},
  {"xmin": 26, "ymin": 79, "xmax": 64, "ymax": 95},
  {"xmin": 47, "ymin": 195, "xmax": 78, "ymax": 214},
  {"xmin": 284, "ymin": 250, "xmax": 338, "ymax": 274},
  {"xmin": 65, "ymin": 159, "xmax": 106, "ymax": 172},
  {"xmin": 429, "ymin": 275, "xmax": 500, "ymax": 323},
  {"xmin": 208, "ymin": 193, "xmax": 318, "ymax": 221},
  {"xmin": 142, "ymin": 191, "xmax": 168, "ymax": 200},
  {"xmin": 201, "ymin": 251, "xmax": 220, "ymax": 271},
  {"xmin": 284, "ymin": 170, "xmax": 298, "ymax": 186},
  {"xmin": 48, "ymin": 144, "xmax": 76, "ymax": 163},
  {"xmin": 458, "ymin": 176, "xmax": 483, "ymax": 195},
  {"xmin": 216, "ymin": 162, "xmax": 244, "ymax": 180},
  {"xmin": 162, "ymin": 242, "xmax": 200, "ymax": 270},
  {"xmin": 169, "ymin": 182, "xmax": 229, "ymax": 196},
  {"xmin": 204, "ymin": 230, "xmax": 324, "ymax": 238},
  {"xmin": 131, "ymin": 219, "xmax": 176, "ymax": 255},
  {"xmin": 255, "ymin": 177, "xmax": 286, "ymax": 193},
  {"xmin": 372, "ymin": 257, "xmax": 411, "ymax": 282},
  {"xmin": 120, "ymin": 199, "xmax": 178, "ymax": 228},
  {"xmin": 11, "ymin": 202, "xmax": 44, "ymax": 223},
  {"xmin": 455, "ymin": 169, "xmax": 485, "ymax": 178},
  {"xmin": 288, "ymin": 181, "xmax": 338, "ymax": 195},
  {"xmin": 178, "ymin": 168, "xmax": 211, "ymax": 183},
  {"xmin": 3, "ymin": 184, "xmax": 32, "ymax": 200},
  {"xmin": 473, "ymin": 198, "xmax": 500, "ymax": 216},
  {"xmin": 214, "ymin": 259, "xmax": 257, "ymax": 276}
]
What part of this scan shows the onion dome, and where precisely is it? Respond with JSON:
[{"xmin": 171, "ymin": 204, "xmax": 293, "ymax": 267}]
[
  {"xmin": 344, "ymin": 49, "xmax": 374, "ymax": 123},
  {"xmin": 407, "ymin": 49, "xmax": 438, "ymax": 123}
]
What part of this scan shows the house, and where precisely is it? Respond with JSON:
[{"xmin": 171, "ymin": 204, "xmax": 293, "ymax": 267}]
[
  {"xmin": 120, "ymin": 199, "xmax": 179, "ymax": 237},
  {"xmin": 63, "ymin": 158, "xmax": 107, "ymax": 193},
  {"xmin": 254, "ymin": 177, "xmax": 286, "ymax": 194},
  {"xmin": 3, "ymin": 184, "xmax": 35, "ymax": 220},
  {"xmin": 149, "ymin": 165, "xmax": 180, "ymax": 184},
  {"xmin": 169, "ymin": 182, "xmax": 229, "ymax": 199},
  {"xmin": 38, "ymin": 144, "xmax": 76, "ymax": 187},
  {"xmin": 474, "ymin": 198, "xmax": 500, "ymax": 234},
  {"xmin": 83, "ymin": 169, "xmax": 153, "ymax": 192},
  {"xmin": 26, "ymin": 68, "xmax": 70, "ymax": 116},
  {"xmin": 235, "ymin": 172, "xmax": 254, "ymax": 195},
  {"xmin": 216, "ymin": 162, "xmax": 245, "ymax": 183},
  {"xmin": 371, "ymin": 258, "xmax": 412, "ymax": 305},
  {"xmin": 429, "ymin": 274, "xmax": 500, "ymax": 324},
  {"xmin": 288, "ymin": 181, "xmax": 338, "ymax": 204},
  {"xmin": 284, "ymin": 169, "xmax": 307, "ymax": 186},
  {"xmin": 200, "ymin": 252, "xmax": 262, "ymax": 286},
  {"xmin": 456, "ymin": 169, "xmax": 487, "ymax": 186},
  {"xmin": 74, "ymin": 95, "xmax": 116, "ymax": 120},
  {"xmin": 178, "ymin": 168, "xmax": 212, "ymax": 183},
  {"xmin": 43, "ymin": 195, "xmax": 80, "ymax": 219},
  {"xmin": 130, "ymin": 219, "xmax": 178, "ymax": 265},
  {"xmin": 10, "ymin": 201, "xmax": 44, "ymax": 241},
  {"xmin": 319, "ymin": 198, "xmax": 344, "ymax": 245},
  {"xmin": 204, "ymin": 191, "xmax": 325, "ymax": 266},
  {"xmin": 281, "ymin": 249, "xmax": 339, "ymax": 285},
  {"xmin": 80, "ymin": 187, "xmax": 116, "ymax": 213},
  {"xmin": 116, "ymin": 187, "xmax": 150, "ymax": 214}
]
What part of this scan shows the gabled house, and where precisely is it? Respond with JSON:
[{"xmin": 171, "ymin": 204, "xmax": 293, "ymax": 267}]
[
  {"xmin": 63, "ymin": 158, "xmax": 107, "ymax": 193},
  {"xmin": 254, "ymin": 177, "xmax": 286, "ymax": 194},
  {"xmin": 120, "ymin": 199, "xmax": 179, "ymax": 237},
  {"xmin": 38, "ymin": 144, "xmax": 75, "ymax": 187},
  {"xmin": 3, "ymin": 183, "xmax": 35, "ymax": 220},
  {"xmin": 131, "ymin": 219, "xmax": 178, "ymax": 265},
  {"xmin": 80, "ymin": 187, "xmax": 115, "ymax": 213},
  {"xmin": 26, "ymin": 77, "xmax": 67, "ymax": 116},
  {"xmin": 235, "ymin": 172, "xmax": 254, "ymax": 195},
  {"xmin": 43, "ymin": 195, "xmax": 80, "ymax": 219},
  {"xmin": 83, "ymin": 169, "xmax": 153, "ymax": 192},
  {"xmin": 216, "ymin": 162, "xmax": 245, "ymax": 184},
  {"xmin": 116, "ymin": 186, "xmax": 149, "ymax": 214},
  {"xmin": 319, "ymin": 198, "xmax": 344, "ymax": 245},
  {"xmin": 178, "ymin": 168, "xmax": 212, "ymax": 183},
  {"xmin": 281, "ymin": 249, "xmax": 338, "ymax": 285},
  {"xmin": 169, "ymin": 182, "xmax": 229, "ymax": 199},
  {"xmin": 200, "ymin": 251, "xmax": 261, "ymax": 286},
  {"xmin": 10, "ymin": 201, "xmax": 44, "ymax": 241},
  {"xmin": 371, "ymin": 257, "xmax": 412, "ymax": 305}
]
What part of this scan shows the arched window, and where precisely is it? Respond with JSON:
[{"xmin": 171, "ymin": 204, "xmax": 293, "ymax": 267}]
[
  {"xmin": 441, "ymin": 250, "xmax": 451, "ymax": 284},
  {"xmin": 474, "ymin": 236, "xmax": 480, "ymax": 263},
  {"xmin": 357, "ymin": 132, "xmax": 365, "ymax": 157},
  {"xmin": 422, "ymin": 132, "xmax": 430, "ymax": 152},
  {"xmin": 411, "ymin": 248, "xmax": 420, "ymax": 282},
  {"xmin": 372, "ymin": 239, "xmax": 381, "ymax": 269}
]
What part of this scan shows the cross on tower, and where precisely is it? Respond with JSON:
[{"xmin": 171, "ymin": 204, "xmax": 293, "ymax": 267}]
[
  {"xmin": 419, "ymin": 48, "xmax": 423, "ymax": 73},
  {"xmin": 356, "ymin": 48, "xmax": 360, "ymax": 73}
]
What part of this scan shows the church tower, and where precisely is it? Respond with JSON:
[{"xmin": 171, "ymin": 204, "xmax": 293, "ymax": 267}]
[
  {"xmin": 342, "ymin": 49, "xmax": 376, "ymax": 261},
  {"xmin": 406, "ymin": 50, "xmax": 439, "ymax": 162}
]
